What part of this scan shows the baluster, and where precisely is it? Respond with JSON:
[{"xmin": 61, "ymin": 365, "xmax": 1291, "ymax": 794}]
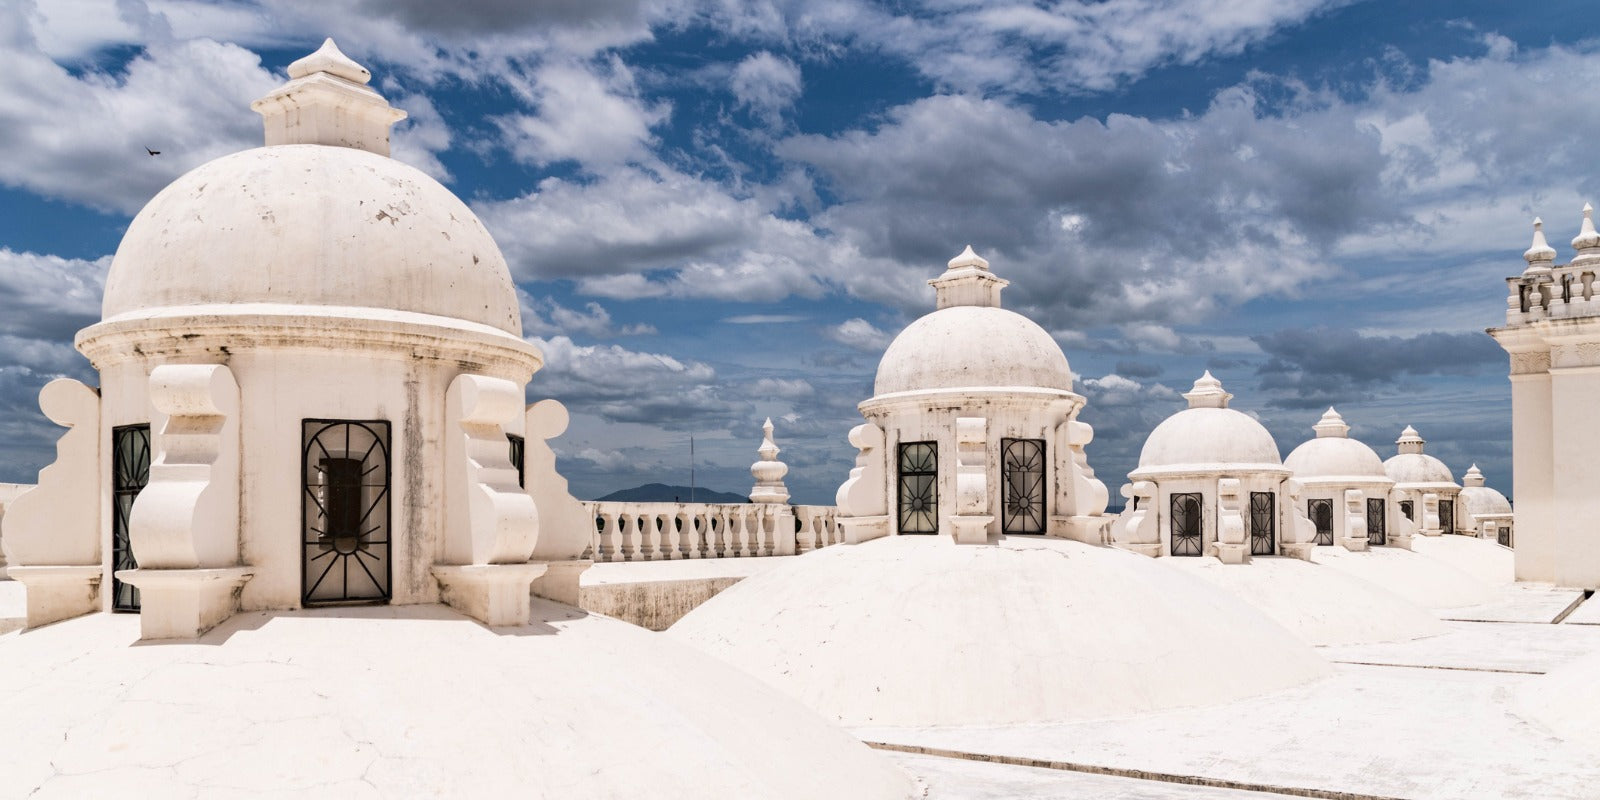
[
  {"xmin": 594, "ymin": 512, "xmax": 613, "ymax": 562},
  {"xmin": 687, "ymin": 511, "xmax": 706, "ymax": 558},
  {"xmin": 624, "ymin": 513, "xmax": 644, "ymax": 561}
]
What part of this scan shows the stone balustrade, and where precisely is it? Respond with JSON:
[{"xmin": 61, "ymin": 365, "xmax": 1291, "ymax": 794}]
[{"xmin": 582, "ymin": 502, "xmax": 841, "ymax": 562}]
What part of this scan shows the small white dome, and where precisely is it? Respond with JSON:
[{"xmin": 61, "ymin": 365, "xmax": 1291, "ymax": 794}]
[
  {"xmin": 1384, "ymin": 453, "xmax": 1456, "ymax": 485},
  {"xmin": 873, "ymin": 305, "xmax": 1071, "ymax": 395},
  {"xmin": 103, "ymin": 145, "xmax": 521, "ymax": 334},
  {"xmin": 1460, "ymin": 483, "xmax": 1512, "ymax": 518},
  {"xmin": 1284, "ymin": 409, "xmax": 1388, "ymax": 479},
  {"xmin": 1136, "ymin": 373, "xmax": 1281, "ymax": 470}
]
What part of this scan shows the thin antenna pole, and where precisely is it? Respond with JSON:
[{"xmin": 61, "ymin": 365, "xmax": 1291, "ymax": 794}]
[{"xmin": 690, "ymin": 434, "xmax": 696, "ymax": 503}]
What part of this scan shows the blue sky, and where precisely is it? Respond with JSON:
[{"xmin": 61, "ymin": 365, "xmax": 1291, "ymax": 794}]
[{"xmin": 1, "ymin": 0, "xmax": 1593, "ymax": 504}]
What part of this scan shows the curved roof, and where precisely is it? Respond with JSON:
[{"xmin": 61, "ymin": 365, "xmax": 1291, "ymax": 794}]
[
  {"xmin": 873, "ymin": 305, "xmax": 1071, "ymax": 395},
  {"xmin": 669, "ymin": 535, "xmax": 1329, "ymax": 727},
  {"xmin": 1135, "ymin": 373, "xmax": 1282, "ymax": 472},
  {"xmin": 1284, "ymin": 409, "xmax": 1390, "ymax": 481},
  {"xmin": 0, "ymin": 603, "xmax": 915, "ymax": 798},
  {"xmin": 102, "ymin": 145, "xmax": 521, "ymax": 334},
  {"xmin": 1384, "ymin": 453, "xmax": 1457, "ymax": 486}
]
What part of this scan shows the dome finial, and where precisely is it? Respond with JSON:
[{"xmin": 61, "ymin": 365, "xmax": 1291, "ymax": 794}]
[
  {"xmin": 930, "ymin": 245, "xmax": 1007, "ymax": 310},
  {"xmin": 947, "ymin": 245, "xmax": 990, "ymax": 271},
  {"xmin": 287, "ymin": 39, "xmax": 371, "ymax": 84},
  {"xmin": 1525, "ymin": 217, "xmax": 1557, "ymax": 268},
  {"xmin": 1183, "ymin": 370, "xmax": 1231, "ymax": 409},
  {"xmin": 1573, "ymin": 203, "xmax": 1600, "ymax": 253},
  {"xmin": 1396, "ymin": 424, "xmax": 1424, "ymax": 455},
  {"xmin": 1463, "ymin": 463, "xmax": 1486, "ymax": 487},
  {"xmin": 1313, "ymin": 407, "xmax": 1349, "ymax": 438},
  {"xmin": 251, "ymin": 38, "xmax": 406, "ymax": 156}
]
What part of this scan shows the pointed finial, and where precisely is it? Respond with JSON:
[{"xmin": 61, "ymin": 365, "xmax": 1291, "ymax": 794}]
[
  {"xmin": 1396, "ymin": 425, "xmax": 1425, "ymax": 455},
  {"xmin": 287, "ymin": 39, "xmax": 371, "ymax": 85},
  {"xmin": 1463, "ymin": 463, "xmax": 1486, "ymax": 487},
  {"xmin": 1183, "ymin": 370, "xmax": 1231, "ymax": 409},
  {"xmin": 749, "ymin": 417, "xmax": 789, "ymax": 504},
  {"xmin": 1525, "ymin": 217, "xmax": 1557, "ymax": 266},
  {"xmin": 1574, "ymin": 203, "xmax": 1600, "ymax": 252},
  {"xmin": 1313, "ymin": 407, "xmax": 1349, "ymax": 438},
  {"xmin": 252, "ymin": 38, "xmax": 405, "ymax": 156},
  {"xmin": 947, "ymin": 245, "xmax": 990, "ymax": 271}
]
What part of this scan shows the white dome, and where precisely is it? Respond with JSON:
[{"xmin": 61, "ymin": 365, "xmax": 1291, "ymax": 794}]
[
  {"xmin": 669, "ymin": 536, "xmax": 1329, "ymax": 727},
  {"xmin": 1138, "ymin": 408, "xmax": 1281, "ymax": 469},
  {"xmin": 1460, "ymin": 486, "xmax": 1512, "ymax": 517},
  {"xmin": 103, "ymin": 145, "xmax": 521, "ymax": 334},
  {"xmin": 873, "ymin": 306, "xmax": 1071, "ymax": 395},
  {"xmin": 1284, "ymin": 410, "xmax": 1388, "ymax": 480},
  {"xmin": 1286, "ymin": 437, "xmax": 1388, "ymax": 478},
  {"xmin": 1384, "ymin": 453, "xmax": 1456, "ymax": 485},
  {"xmin": 0, "ymin": 603, "xmax": 916, "ymax": 798}
]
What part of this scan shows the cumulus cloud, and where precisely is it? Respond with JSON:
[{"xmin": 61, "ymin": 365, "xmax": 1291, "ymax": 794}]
[
  {"xmin": 520, "ymin": 293, "xmax": 655, "ymax": 338},
  {"xmin": 494, "ymin": 56, "xmax": 670, "ymax": 168},
  {"xmin": 825, "ymin": 318, "xmax": 892, "ymax": 352},
  {"xmin": 730, "ymin": 50, "xmax": 801, "ymax": 128},
  {"xmin": 529, "ymin": 335, "xmax": 748, "ymax": 428}
]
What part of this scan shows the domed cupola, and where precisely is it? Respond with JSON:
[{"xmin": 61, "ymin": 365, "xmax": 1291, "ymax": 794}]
[
  {"xmin": 1283, "ymin": 408, "xmax": 1401, "ymax": 550},
  {"xmin": 94, "ymin": 38, "xmax": 524, "ymax": 340},
  {"xmin": 1133, "ymin": 372, "xmax": 1282, "ymax": 472},
  {"xmin": 839, "ymin": 247, "xmax": 1106, "ymax": 544},
  {"xmin": 873, "ymin": 246, "xmax": 1072, "ymax": 396},
  {"xmin": 1383, "ymin": 426, "xmax": 1463, "ymax": 536}
]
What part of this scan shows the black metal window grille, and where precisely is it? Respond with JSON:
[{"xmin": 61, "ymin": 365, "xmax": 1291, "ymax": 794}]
[
  {"xmin": 1497, "ymin": 525, "xmax": 1511, "ymax": 547},
  {"xmin": 1001, "ymin": 438, "xmax": 1046, "ymax": 534},
  {"xmin": 1367, "ymin": 498, "xmax": 1387, "ymax": 545},
  {"xmin": 1308, "ymin": 498, "xmax": 1334, "ymax": 546},
  {"xmin": 1169, "ymin": 492, "xmax": 1203, "ymax": 556},
  {"xmin": 111, "ymin": 424, "xmax": 151, "ymax": 612},
  {"xmin": 507, "ymin": 434, "xmax": 525, "ymax": 488},
  {"xmin": 1249, "ymin": 492, "xmax": 1276, "ymax": 555},
  {"xmin": 1399, "ymin": 500, "xmax": 1414, "ymax": 521},
  {"xmin": 897, "ymin": 442, "xmax": 938, "ymax": 534},
  {"xmin": 1439, "ymin": 499, "xmax": 1455, "ymax": 534},
  {"xmin": 302, "ymin": 420, "xmax": 392, "ymax": 605}
]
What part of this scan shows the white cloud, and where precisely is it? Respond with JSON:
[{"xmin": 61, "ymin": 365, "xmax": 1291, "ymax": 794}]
[
  {"xmin": 520, "ymin": 293, "xmax": 655, "ymax": 338},
  {"xmin": 730, "ymin": 50, "xmax": 801, "ymax": 128},
  {"xmin": 825, "ymin": 318, "xmax": 891, "ymax": 352},
  {"xmin": 494, "ymin": 56, "xmax": 670, "ymax": 168}
]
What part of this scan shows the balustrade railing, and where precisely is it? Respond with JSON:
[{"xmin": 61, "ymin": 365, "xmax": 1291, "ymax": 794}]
[{"xmin": 581, "ymin": 501, "xmax": 841, "ymax": 562}]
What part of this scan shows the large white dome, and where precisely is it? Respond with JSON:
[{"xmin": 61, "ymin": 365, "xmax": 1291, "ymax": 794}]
[
  {"xmin": 102, "ymin": 145, "xmax": 521, "ymax": 334},
  {"xmin": 669, "ymin": 536, "xmax": 1329, "ymax": 727},
  {"xmin": 873, "ymin": 306, "xmax": 1071, "ymax": 395},
  {"xmin": 1460, "ymin": 465, "xmax": 1512, "ymax": 518}
]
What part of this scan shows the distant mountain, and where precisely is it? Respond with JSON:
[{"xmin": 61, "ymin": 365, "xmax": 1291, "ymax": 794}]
[{"xmin": 594, "ymin": 483, "xmax": 749, "ymax": 504}]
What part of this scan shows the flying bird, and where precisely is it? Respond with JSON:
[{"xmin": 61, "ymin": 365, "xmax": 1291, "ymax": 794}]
[{"xmin": 145, "ymin": 147, "xmax": 160, "ymax": 156}]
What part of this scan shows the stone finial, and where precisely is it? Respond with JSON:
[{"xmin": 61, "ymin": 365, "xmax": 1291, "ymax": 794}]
[
  {"xmin": 929, "ymin": 245, "xmax": 1007, "ymax": 310},
  {"xmin": 1396, "ymin": 424, "xmax": 1425, "ymax": 455},
  {"xmin": 1182, "ymin": 371, "xmax": 1231, "ymax": 409},
  {"xmin": 1524, "ymin": 217, "xmax": 1557, "ymax": 270},
  {"xmin": 1463, "ymin": 464, "xmax": 1486, "ymax": 488},
  {"xmin": 1574, "ymin": 204, "xmax": 1600, "ymax": 254},
  {"xmin": 288, "ymin": 39, "xmax": 372, "ymax": 84},
  {"xmin": 1313, "ymin": 407, "xmax": 1350, "ymax": 438},
  {"xmin": 250, "ymin": 38, "xmax": 407, "ymax": 156},
  {"xmin": 947, "ymin": 245, "xmax": 990, "ymax": 272},
  {"xmin": 749, "ymin": 418, "xmax": 790, "ymax": 504}
]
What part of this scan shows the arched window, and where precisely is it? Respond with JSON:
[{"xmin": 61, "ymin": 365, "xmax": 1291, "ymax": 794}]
[
  {"xmin": 1000, "ymin": 438, "xmax": 1045, "ymax": 534},
  {"xmin": 1169, "ymin": 493, "xmax": 1202, "ymax": 556},
  {"xmin": 1399, "ymin": 500, "xmax": 1414, "ymax": 521},
  {"xmin": 111, "ymin": 424, "xmax": 150, "ymax": 612},
  {"xmin": 1307, "ymin": 498, "xmax": 1334, "ymax": 546},
  {"xmin": 1366, "ymin": 498, "xmax": 1387, "ymax": 545},
  {"xmin": 1438, "ymin": 499, "xmax": 1455, "ymax": 534},
  {"xmin": 897, "ymin": 442, "xmax": 938, "ymax": 534},
  {"xmin": 302, "ymin": 419, "xmax": 392, "ymax": 605},
  {"xmin": 1249, "ymin": 492, "xmax": 1276, "ymax": 556}
]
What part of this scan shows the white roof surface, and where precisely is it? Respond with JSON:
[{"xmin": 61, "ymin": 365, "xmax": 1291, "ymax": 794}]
[
  {"xmin": 0, "ymin": 601, "xmax": 916, "ymax": 799},
  {"xmin": 1311, "ymin": 541, "xmax": 1498, "ymax": 608},
  {"xmin": 669, "ymin": 535, "xmax": 1329, "ymax": 727}
]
